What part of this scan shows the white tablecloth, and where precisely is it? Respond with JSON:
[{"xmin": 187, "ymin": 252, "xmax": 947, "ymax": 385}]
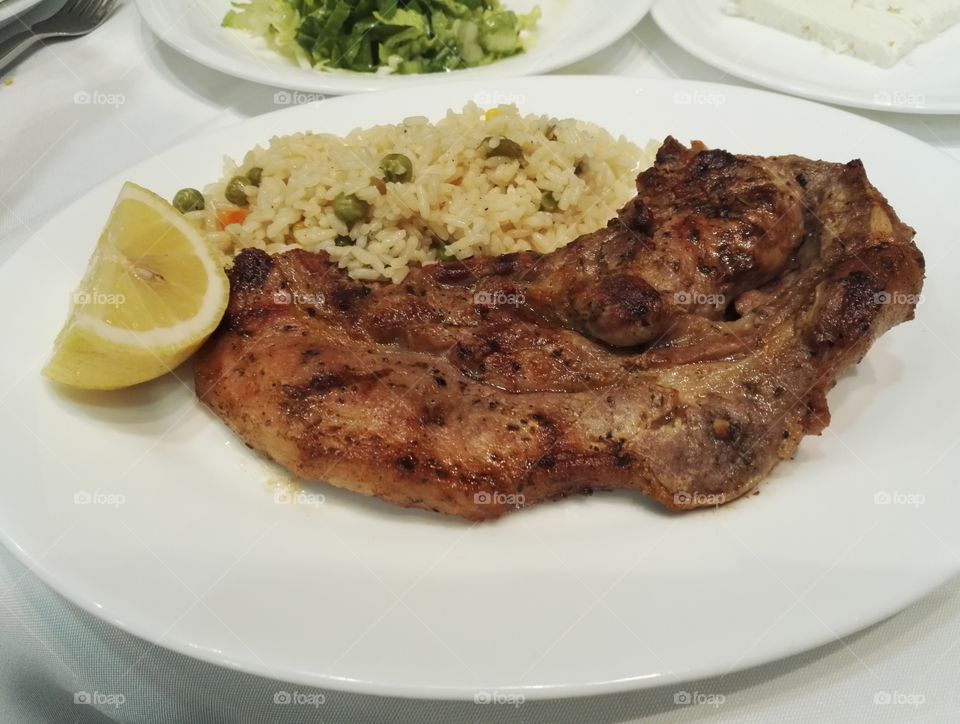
[{"xmin": 2, "ymin": 3, "xmax": 958, "ymax": 722}]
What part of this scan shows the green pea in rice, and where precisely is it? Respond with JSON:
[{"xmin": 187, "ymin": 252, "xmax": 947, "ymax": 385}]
[{"xmin": 197, "ymin": 103, "xmax": 657, "ymax": 284}]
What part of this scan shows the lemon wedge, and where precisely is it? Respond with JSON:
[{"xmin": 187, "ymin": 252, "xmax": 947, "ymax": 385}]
[{"xmin": 43, "ymin": 182, "xmax": 229, "ymax": 390}]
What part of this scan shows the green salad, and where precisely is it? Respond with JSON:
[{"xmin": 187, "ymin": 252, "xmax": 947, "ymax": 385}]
[{"xmin": 223, "ymin": 0, "xmax": 541, "ymax": 74}]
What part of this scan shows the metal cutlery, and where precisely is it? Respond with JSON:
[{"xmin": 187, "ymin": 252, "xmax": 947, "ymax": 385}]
[{"xmin": 0, "ymin": 0, "xmax": 118, "ymax": 74}]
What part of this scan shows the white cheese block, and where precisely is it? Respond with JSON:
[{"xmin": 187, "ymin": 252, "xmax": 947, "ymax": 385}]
[
  {"xmin": 726, "ymin": 0, "xmax": 960, "ymax": 67},
  {"xmin": 861, "ymin": 0, "xmax": 960, "ymax": 36}
]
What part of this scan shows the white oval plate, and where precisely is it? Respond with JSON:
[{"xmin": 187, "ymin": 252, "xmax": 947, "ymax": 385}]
[
  {"xmin": 1, "ymin": 77, "xmax": 959, "ymax": 700},
  {"xmin": 134, "ymin": 0, "xmax": 652, "ymax": 95},
  {"xmin": 652, "ymin": 0, "xmax": 960, "ymax": 114}
]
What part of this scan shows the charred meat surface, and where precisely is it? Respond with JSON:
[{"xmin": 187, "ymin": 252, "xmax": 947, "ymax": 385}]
[{"xmin": 195, "ymin": 137, "xmax": 924, "ymax": 520}]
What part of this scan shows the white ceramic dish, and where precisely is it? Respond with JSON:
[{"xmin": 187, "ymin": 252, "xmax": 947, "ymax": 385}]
[
  {"xmin": 0, "ymin": 0, "xmax": 44, "ymax": 27},
  {"xmin": 652, "ymin": 0, "xmax": 960, "ymax": 113},
  {"xmin": 134, "ymin": 0, "xmax": 653, "ymax": 95},
  {"xmin": 1, "ymin": 76, "xmax": 958, "ymax": 700}
]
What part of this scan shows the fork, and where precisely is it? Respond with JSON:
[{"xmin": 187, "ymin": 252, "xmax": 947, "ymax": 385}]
[{"xmin": 0, "ymin": 0, "xmax": 118, "ymax": 74}]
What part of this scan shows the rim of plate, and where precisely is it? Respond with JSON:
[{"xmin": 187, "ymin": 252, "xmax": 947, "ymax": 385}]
[
  {"xmin": 134, "ymin": 0, "xmax": 653, "ymax": 95},
  {"xmin": 4, "ymin": 524, "xmax": 953, "ymax": 701},
  {"xmin": 651, "ymin": 0, "xmax": 960, "ymax": 114},
  {"xmin": 2, "ymin": 76, "xmax": 959, "ymax": 700}
]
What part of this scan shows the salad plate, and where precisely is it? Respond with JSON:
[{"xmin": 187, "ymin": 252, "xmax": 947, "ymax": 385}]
[{"xmin": 135, "ymin": 0, "xmax": 653, "ymax": 94}]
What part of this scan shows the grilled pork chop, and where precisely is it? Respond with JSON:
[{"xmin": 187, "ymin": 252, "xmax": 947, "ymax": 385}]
[{"xmin": 195, "ymin": 138, "xmax": 924, "ymax": 520}]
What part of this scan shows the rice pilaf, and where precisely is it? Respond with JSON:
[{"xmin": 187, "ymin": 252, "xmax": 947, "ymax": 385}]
[{"xmin": 196, "ymin": 103, "xmax": 655, "ymax": 283}]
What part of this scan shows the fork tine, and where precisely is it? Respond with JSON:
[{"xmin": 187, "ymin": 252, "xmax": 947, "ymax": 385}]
[
  {"xmin": 81, "ymin": 0, "xmax": 102, "ymax": 17},
  {"xmin": 85, "ymin": 0, "xmax": 114, "ymax": 23},
  {"xmin": 68, "ymin": 0, "xmax": 112, "ymax": 22},
  {"xmin": 64, "ymin": 0, "xmax": 94, "ymax": 17},
  {"xmin": 58, "ymin": 0, "xmax": 87, "ymax": 15},
  {"xmin": 94, "ymin": 0, "xmax": 119, "ymax": 22},
  {"xmin": 27, "ymin": 0, "xmax": 117, "ymax": 36}
]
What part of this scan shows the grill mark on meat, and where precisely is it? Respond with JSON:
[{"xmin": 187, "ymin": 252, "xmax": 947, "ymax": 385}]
[
  {"xmin": 428, "ymin": 262, "xmax": 473, "ymax": 286},
  {"xmin": 601, "ymin": 275, "xmax": 660, "ymax": 322},
  {"xmin": 421, "ymin": 402, "xmax": 447, "ymax": 427},
  {"xmin": 330, "ymin": 285, "xmax": 372, "ymax": 312},
  {"xmin": 229, "ymin": 248, "xmax": 273, "ymax": 291},
  {"xmin": 282, "ymin": 372, "xmax": 346, "ymax": 398},
  {"xmin": 691, "ymin": 148, "xmax": 740, "ymax": 178},
  {"xmin": 493, "ymin": 254, "xmax": 521, "ymax": 276},
  {"xmin": 616, "ymin": 197, "xmax": 655, "ymax": 235}
]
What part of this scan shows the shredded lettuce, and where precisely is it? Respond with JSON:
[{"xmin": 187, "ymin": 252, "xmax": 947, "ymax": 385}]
[
  {"xmin": 222, "ymin": 0, "xmax": 540, "ymax": 74},
  {"xmin": 223, "ymin": 0, "xmax": 309, "ymax": 65}
]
